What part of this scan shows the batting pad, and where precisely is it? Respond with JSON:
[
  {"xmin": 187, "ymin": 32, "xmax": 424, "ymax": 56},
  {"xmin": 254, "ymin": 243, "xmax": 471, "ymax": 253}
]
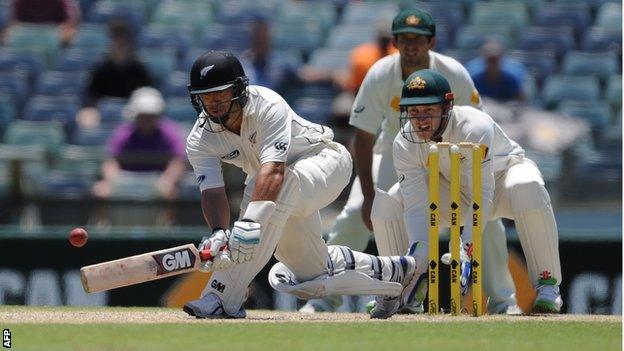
[
  {"xmin": 268, "ymin": 262, "xmax": 403, "ymax": 299},
  {"xmin": 371, "ymin": 185, "xmax": 409, "ymax": 256}
]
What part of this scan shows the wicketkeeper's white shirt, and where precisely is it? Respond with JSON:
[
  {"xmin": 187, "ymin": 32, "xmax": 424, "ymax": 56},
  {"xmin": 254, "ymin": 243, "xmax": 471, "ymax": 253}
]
[
  {"xmin": 393, "ymin": 105, "xmax": 525, "ymax": 243},
  {"xmin": 186, "ymin": 85, "xmax": 335, "ymax": 190},
  {"xmin": 349, "ymin": 51, "xmax": 483, "ymax": 156}
]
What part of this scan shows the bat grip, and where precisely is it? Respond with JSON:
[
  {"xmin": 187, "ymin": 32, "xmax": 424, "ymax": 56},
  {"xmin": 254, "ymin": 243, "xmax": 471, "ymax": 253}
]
[{"xmin": 199, "ymin": 244, "xmax": 227, "ymax": 261}]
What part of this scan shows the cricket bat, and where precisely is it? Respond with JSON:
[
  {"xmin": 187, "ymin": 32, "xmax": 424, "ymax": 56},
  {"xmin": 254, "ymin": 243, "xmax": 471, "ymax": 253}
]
[{"xmin": 81, "ymin": 244, "xmax": 214, "ymax": 293}]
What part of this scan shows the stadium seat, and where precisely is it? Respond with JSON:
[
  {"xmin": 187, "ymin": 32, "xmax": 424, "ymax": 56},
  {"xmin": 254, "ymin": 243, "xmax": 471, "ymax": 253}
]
[
  {"xmin": 0, "ymin": 71, "xmax": 29, "ymax": 112},
  {"xmin": 562, "ymin": 51, "xmax": 619, "ymax": 80},
  {"xmin": 278, "ymin": 1, "xmax": 336, "ymax": 33},
  {"xmin": 542, "ymin": 75, "xmax": 601, "ymax": 108},
  {"xmin": 87, "ymin": 0, "xmax": 146, "ymax": 34},
  {"xmin": 581, "ymin": 26, "xmax": 622, "ymax": 52},
  {"xmin": 3, "ymin": 120, "xmax": 66, "ymax": 158},
  {"xmin": 0, "ymin": 49, "xmax": 45, "ymax": 85},
  {"xmin": 453, "ymin": 25, "xmax": 514, "ymax": 51},
  {"xmin": 216, "ymin": 0, "xmax": 278, "ymax": 24},
  {"xmin": 595, "ymin": 2, "xmax": 622, "ymax": 30},
  {"xmin": 291, "ymin": 96, "xmax": 334, "ymax": 125},
  {"xmin": 273, "ymin": 21, "xmax": 325, "ymax": 55},
  {"xmin": 164, "ymin": 71, "xmax": 190, "ymax": 98},
  {"xmin": 139, "ymin": 49, "xmax": 177, "ymax": 90},
  {"xmin": 340, "ymin": 2, "xmax": 398, "ymax": 25},
  {"xmin": 5, "ymin": 24, "xmax": 60, "ymax": 68},
  {"xmin": 533, "ymin": 3, "xmax": 591, "ymax": 35},
  {"xmin": 425, "ymin": 3, "xmax": 466, "ymax": 34},
  {"xmin": 325, "ymin": 24, "xmax": 377, "ymax": 50},
  {"xmin": 201, "ymin": 23, "xmax": 251, "ymax": 53},
  {"xmin": 468, "ymin": 2, "xmax": 529, "ymax": 30},
  {"xmin": 605, "ymin": 75, "xmax": 622, "ymax": 109},
  {"xmin": 165, "ymin": 97, "xmax": 197, "ymax": 123},
  {"xmin": 38, "ymin": 170, "xmax": 93, "ymax": 199},
  {"xmin": 22, "ymin": 96, "xmax": 80, "ymax": 129},
  {"xmin": 71, "ymin": 23, "xmax": 109, "ymax": 50},
  {"xmin": 70, "ymin": 123, "xmax": 117, "ymax": 146},
  {"xmin": 151, "ymin": 0, "xmax": 213, "ymax": 35},
  {"xmin": 558, "ymin": 100, "xmax": 611, "ymax": 142},
  {"xmin": 56, "ymin": 47, "xmax": 105, "ymax": 72},
  {"xmin": 518, "ymin": 26, "xmax": 575, "ymax": 57},
  {"xmin": 507, "ymin": 50, "xmax": 557, "ymax": 81},
  {"xmin": 96, "ymin": 97, "xmax": 127, "ymax": 124},
  {"xmin": 55, "ymin": 144, "xmax": 105, "ymax": 179},
  {"xmin": 138, "ymin": 24, "xmax": 192, "ymax": 61},
  {"xmin": 307, "ymin": 48, "xmax": 351, "ymax": 71},
  {"xmin": 34, "ymin": 71, "xmax": 88, "ymax": 97},
  {"xmin": 0, "ymin": 95, "xmax": 16, "ymax": 140}
]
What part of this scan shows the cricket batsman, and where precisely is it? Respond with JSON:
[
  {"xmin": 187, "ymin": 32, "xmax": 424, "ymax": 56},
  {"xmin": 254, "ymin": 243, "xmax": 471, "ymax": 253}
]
[
  {"xmin": 302, "ymin": 8, "xmax": 519, "ymax": 314},
  {"xmin": 370, "ymin": 69, "xmax": 563, "ymax": 318},
  {"xmin": 182, "ymin": 51, "xmax": 421, "ymax": 318}
]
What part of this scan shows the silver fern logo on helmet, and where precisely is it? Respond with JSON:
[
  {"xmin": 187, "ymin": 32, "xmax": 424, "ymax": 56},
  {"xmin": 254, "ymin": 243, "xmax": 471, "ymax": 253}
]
[{"xmin": 200, "ymin": 65, "xmax": 215, "ymax": 77}]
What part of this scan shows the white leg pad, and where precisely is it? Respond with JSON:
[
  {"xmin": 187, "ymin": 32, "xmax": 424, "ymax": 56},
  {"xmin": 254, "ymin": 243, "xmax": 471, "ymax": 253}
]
[
  {"xmin": 371, "ymin": 184, "xmax": 409, "ymax": 256},
  {"xmin": 482, "ymin": 219, "xmax": 518, "ymax": 310},
  {"xmin": 269, "ymin": 262, "xmax": 402, "ymax": 299}
]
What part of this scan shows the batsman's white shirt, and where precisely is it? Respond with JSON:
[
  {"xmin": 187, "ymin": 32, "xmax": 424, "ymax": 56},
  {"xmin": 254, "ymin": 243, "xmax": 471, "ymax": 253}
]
[
  {"xmin": 393, "ymin": 105, "xmax": 525, "ymax": 244},
  {"xmin": 350, "ymin": 51, "xmax": 482, "ymax": 161},
  {"xmin": 186, "ymin": 85, "xmax": 335, "ymax": 190}
]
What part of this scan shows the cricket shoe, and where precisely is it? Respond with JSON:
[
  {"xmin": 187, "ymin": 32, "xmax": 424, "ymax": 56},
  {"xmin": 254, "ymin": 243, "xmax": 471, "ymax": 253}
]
[
  {"xmin": 183, "ymin": 293, "xmax": 246, "ymax": 319},
  {"xmin": 370, "ymin": 256, "xmax": 423, "ymax": 319},
  {"xmin": 533, "ymin": 283, "xmax": 563, "ymax": 313},
  {"xmin": 365, "ymin": 299, "xmax": 425, "ymax": 314},
  {"xmin": 488, "ymin": 298, "xmax": 523, "ymax": 315},
  {"xmin": 298, "ymin": 295, "xmax": 343, "ymax": 313}
]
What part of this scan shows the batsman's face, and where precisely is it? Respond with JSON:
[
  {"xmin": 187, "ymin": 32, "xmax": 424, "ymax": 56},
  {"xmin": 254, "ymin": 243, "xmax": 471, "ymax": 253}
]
[
  {"xmin": 406, "ymin": 104, "xmax": 442, "ymax": 140},
  {"xmin": 199, "ymin": 88, "xmax": 235, "ymax": 117},
  {"xmin": 394, "ymin": 33, "xmax": 434, "ymax": 68}
]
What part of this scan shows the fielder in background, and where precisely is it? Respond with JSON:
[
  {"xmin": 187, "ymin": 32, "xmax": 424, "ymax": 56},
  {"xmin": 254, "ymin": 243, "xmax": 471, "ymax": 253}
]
[
  {"xmin": 370, "ymin": 69, "xmax": 562, "ymax": 318},
  {"xmin": 302, "ymin": 8, "xmax": 519, "ymax": 315},
  {"xmin": 182, "ymin": 51, "xmax": 421, "ymax": 318}
]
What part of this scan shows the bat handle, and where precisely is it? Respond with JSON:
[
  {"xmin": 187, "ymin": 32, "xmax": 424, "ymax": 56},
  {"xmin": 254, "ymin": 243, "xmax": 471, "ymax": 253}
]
[{"xmin": 199, "ymin": 245, "xmax": 227, "ymax": 261}]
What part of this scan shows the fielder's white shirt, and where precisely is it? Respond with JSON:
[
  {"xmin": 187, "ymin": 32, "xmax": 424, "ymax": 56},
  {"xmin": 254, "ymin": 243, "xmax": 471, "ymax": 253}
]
[
  {"xmin": 186, "ymin": 85, "xmax": 334, "ymax": 190},
  {"xmin": 393, "ymin": 106, "xmax": 525, "ymax": 242},
  {"xmin": 349, "ymin": 51, "xmax": 482, "ymax": 155}
]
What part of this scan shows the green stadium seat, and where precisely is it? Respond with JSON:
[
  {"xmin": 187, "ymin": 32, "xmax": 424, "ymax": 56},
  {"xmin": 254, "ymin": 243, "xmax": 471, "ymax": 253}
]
[
  {"xmin": 542, "ymin": 75, "xmax": 601, "ymax": 108},
  {"xmin": 469, "ymin": 2, "xmax": 529, "ymax": 30},
  {"xmin": 5, "ymin": 24, "xmax": 60, "ymax": 68},
  {"xmin": 3, "ymin": 120, "xmax": 66, "ymax": 159},
  {"xmin": 562, "ymin": 51, "xmax": 619, "ymax": 80}
]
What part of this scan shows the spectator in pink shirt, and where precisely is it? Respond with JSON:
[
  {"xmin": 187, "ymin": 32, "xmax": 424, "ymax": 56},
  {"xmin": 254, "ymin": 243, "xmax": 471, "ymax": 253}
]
[{"xmin": 92, "ymin": 87, "xmax": 187, "ymax": 200}]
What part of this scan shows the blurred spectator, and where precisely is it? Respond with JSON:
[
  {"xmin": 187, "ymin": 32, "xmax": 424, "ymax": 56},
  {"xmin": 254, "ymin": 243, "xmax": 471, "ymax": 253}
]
[
  {"xmin": 92, "ymin": 87, "xmax": 187, "ymax": 200},
  {"xmin": 76, "ymin": 19, "xmax": 154, "ymax": 129},
  {"xmin": 470, "ymin": 39, "xmax": 525, "ymax": 102},
  {"xmin": 345, "ymin": 19, "xmax": 398, "ymax": 94},
  {"xmin": 3, "ymin": 0, "xmax": 81, "ymax": 46},
  {"xmin": 240, "ymin": 17, "xmax": 297, "ymax": 93}
]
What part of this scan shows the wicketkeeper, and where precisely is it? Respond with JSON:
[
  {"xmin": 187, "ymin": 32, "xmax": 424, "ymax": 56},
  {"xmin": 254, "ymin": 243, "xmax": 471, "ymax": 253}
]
[{"xmin": 369, "ymin": 69, "xmax": 563, "ymax": 318}]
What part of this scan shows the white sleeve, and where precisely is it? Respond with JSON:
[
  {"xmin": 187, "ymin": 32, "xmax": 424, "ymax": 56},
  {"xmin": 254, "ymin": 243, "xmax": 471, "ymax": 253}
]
[
  {"xmin": 259, "ymin": 101, "xmax": 290, "ymax": 164},
  {"xmin": 393, "ymin": 138, "xmax": 429, "ymax": 243},
  {"xmin": 186, "ymin": 138, "xmax": 224, "ymax": 191},
  {"xmin": 348, "ymin": 68, "xmax": 385, "ymax": 134},
  {"xmin": 449, "ymin": 65, "xmax": 482, "ymax": 109}
]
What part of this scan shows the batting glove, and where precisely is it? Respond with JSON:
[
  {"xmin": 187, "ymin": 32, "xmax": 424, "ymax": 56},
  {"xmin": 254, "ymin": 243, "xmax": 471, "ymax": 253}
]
[
  {"xmin": 228, "ymin": 220, "xmax": 261, "ymax": 264},
  {"xmin": 198, "ymin": 228, "xmax": 230, "ymax": 272},
  {"xmin": 440, "ymin": 243, "xmax": 472, "ymax": 295}
]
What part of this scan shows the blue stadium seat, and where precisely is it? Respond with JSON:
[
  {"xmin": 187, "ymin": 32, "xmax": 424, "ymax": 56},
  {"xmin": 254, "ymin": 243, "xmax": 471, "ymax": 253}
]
[
  {"xmin": 139, "ymin": 49, "xmax": 177, "ymax": 90},
  {"xmin": 562, "ymin": 51, "xmax": 619, "ymax": 80},
  {"xmin": 165, "ymin": 97, "xmax": 197, "ymax": 123},
  {"xmin": 138, "ymin": 24, "xmax": 192, "ymax": 61},
  {"xmin": 533, "ymin": 3, "xmax": 591, "ymax": 35},
  {"xmin": 0, "ymin": 71, "xmax": 30, "ymax": 111},
  {"xmin": 6, "ymin": 24, "xmax": 60, "ymax": 68},
  {"xmin": 507, "ymin": 50, "xmax": 557, "ymax": 81},
  {"xmin": 518, "ymin": 26, "xmax": 575, "ymax": 57},
  {"xmin": 0, "ymin": 49, "xmax": 44, "ymax": 84},
  {"xmin": 39, "ymin": 170, "xmax": 92, "ymax": 199},
  {"xmin": 440, "ymin": 49, "xmax": 478, "ymax": 65},
  {"xmin": 595, "ymin": 2, "xmax": 622, "ymax": 30},
  {"xmin": 425, "ymin": 3, "xmax": 466, "ymax": 34},
  {"xmin": 542, "ymin": 75, "xmax": 601, "ymax": 108},
  {"xmin": 340, "ymin": 2, "xmax": 398, "ymax": 25},
  {"xmin": 307, "ymin": 48, "xmax": 351, "ymax": 71},
  {"xmin": 35, "ymin": 71, "xmax": 88, "ymax": 97},
  {"xmin": 453, "ymin": 25, "xmax": 514, "ymax": 51},
  {"xmin": 0, "ymin": 95, "xmax": 16, "ymax": 140},
  {"xmin": 56, "ymin": 47, "xmax": 105, "ymax": 71},
  {"xmin": 292, "ymin": 96, "xmax": 334, "ymax": 125},
  {"xmin": 278, "ymin": 1, "xmax": 336, "ymax": 34},
  {"xmin": 606, "ymin": 75, "xmax": 622, "ymax": 109},
  {"xmin": 56, "ymin": 144, "xmax": 105, "ymax": 178},
  {"xmin": 216, "ymin": 0, "xmax": 278, "ymax": 24},
  {"xmin": 558, "ymin": 100, "xmax": 611, "ymax": 142},
  {"xmin": 468, "ymin": 2, "xmax": 529, "ymax": 30},
  {"xmin": 70, "ymin": 124, "xmax": 116, "ymax": 146},
  {"xmin": 87, "ymin": 0, "xmax": 145, "ymax": 34},
  {"xmin": 151, "ymin": 0, "xmax": 213, "ymax": 35},
  {"xmin": 71, "ymin": 23, "xmax": 109, "ymax": 50},
  {"xmin": 201, "ymin": 23, "xmax": 251, "ymax": 53},
  {"xmin": 3, "ymin": 120, "xmax": 66, "ymax": 158},
  {"xmin": 581, "ymin": 26, "xmax": 622, "ymax": 52},
  {"xmin": 22, "ymin": 96, "xmax": 80, "ymax": 132},
  {"xmin": 164, "ymin": 71, "xmax": 190, "ymax": 98},
  {"xmin": 273, "ymin": 21, "xmax": 325, "ymax": 55},
  {"xmin": 325, "ymin": 24, "xmax": 377, "ymax": 50},
  {"xmin": 96, "ymin": 97, "xmax": 127, "ymax": 124}
]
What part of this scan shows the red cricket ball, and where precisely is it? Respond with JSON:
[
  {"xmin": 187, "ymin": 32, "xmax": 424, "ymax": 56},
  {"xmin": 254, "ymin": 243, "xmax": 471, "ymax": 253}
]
[{"xmin": 69, "ymin": 227, "xmax": 88, "ymax": 247}]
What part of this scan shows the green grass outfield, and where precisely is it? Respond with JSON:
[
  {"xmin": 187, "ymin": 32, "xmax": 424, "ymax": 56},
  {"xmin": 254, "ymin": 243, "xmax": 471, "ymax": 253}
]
[{"xmin": 1, "ymin": 306, "xmax": 621, "ymax": 351}]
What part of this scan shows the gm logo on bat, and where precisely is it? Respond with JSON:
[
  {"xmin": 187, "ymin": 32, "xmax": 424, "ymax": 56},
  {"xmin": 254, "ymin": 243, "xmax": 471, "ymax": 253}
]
[{"xmin": 153, "ymin": 248, "xmax": 196, "ymax": 275}]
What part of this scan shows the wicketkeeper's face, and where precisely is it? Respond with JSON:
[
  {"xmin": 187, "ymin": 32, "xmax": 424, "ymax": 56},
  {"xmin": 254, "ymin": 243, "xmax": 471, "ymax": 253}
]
[
  {"xmin": 406, "ymin": 104, "xmax": 443, "ymax": 141},
  {"xmin": 394, "ymin": 33, "xmax": 434, "ymax": 67}
]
